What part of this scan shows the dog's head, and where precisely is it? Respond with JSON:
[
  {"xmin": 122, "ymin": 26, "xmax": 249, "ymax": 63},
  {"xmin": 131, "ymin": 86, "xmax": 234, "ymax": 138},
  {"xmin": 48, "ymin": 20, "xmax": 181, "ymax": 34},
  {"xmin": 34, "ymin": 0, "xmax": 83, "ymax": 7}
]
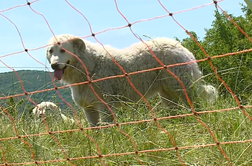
[
  {"xmin": 46, "ymin": 34, "xmax": 86, "ymax": 80},
  {"xmin": 199, "ymin": 84, "xmax": 218, "ymax": 104}
]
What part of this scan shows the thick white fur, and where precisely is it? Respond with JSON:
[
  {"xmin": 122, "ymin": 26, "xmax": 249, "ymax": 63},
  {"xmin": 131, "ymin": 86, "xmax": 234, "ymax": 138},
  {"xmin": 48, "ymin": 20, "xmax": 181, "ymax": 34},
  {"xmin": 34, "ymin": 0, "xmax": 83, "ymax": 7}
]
[
  {"xmin": 46, "ymin": 34, "xmax": 218, "ymax": 127},
  {"xmin": 32, "ymin": 101, "xmax": 74, "ymax": 123},
  {"xmin": 197, "ymin": 85, "xmax": 218, "ymax": 104},
  {"xmin": 32, "ymin": 101, "xmax": 58, "ymax": 116}
]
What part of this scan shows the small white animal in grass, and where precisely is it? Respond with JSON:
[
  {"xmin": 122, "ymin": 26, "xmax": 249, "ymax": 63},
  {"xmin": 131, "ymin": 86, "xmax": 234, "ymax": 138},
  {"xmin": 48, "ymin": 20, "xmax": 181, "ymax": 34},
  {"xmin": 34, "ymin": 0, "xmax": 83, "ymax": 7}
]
[{"xmin": 32, "ymin": 101, "xmax": 74, "ymax": 123}]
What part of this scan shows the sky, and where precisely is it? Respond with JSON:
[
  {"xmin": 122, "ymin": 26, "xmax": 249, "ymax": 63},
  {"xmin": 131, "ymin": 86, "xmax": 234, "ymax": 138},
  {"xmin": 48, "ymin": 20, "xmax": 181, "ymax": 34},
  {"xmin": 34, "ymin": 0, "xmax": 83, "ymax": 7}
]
[{"xmin": 0, "ymin": 0, "xmax": 246, "ymax": 73}]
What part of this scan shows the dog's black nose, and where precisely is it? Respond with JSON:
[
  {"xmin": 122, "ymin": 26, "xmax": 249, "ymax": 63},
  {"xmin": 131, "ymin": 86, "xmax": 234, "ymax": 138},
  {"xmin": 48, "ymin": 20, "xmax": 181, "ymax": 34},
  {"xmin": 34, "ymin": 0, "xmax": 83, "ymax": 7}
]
[{"xmin": 51, "ymin": 63, "xmax": 59, "ymax": 70}]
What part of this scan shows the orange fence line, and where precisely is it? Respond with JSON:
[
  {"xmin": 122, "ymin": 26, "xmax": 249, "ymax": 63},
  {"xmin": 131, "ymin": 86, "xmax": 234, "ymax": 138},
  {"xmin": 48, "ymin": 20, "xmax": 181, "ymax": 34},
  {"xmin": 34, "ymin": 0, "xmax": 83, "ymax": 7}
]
[
  {"xmin": 1, "ymin": 47, "xmax": 252, "ymax": 101},
  {"xmin": 158, "ymin": 0, "xmax": 230, "ymax": 164},
  {"xmin": 0, "ymin": 0, "xmax": 251, "ymax": 165},
  {"xmin": 1, "ymin": 2, "xmax": 105, "ymax": 165},
  {"xmin": 0, "ymin": 105, "xmax": 244, "ymax": 143},
  {"xmin": 1, "ymin": 138, "xmax": 252, "ymax": 166},
  {"xmin": 113, "ymin": 0, "xmax": 186, "ymax": 164}
]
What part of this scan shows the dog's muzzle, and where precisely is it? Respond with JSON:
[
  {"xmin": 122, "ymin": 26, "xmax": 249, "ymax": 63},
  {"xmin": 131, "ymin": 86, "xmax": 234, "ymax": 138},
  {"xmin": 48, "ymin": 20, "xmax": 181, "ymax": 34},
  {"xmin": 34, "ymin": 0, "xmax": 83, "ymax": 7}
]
[
  {"xmin": 51, "ymin": 63, "xmax": 60, "ymax": 70},
  {"xmin": 51, "ymin": 61, "xmax": 69, "ymax": 80}
]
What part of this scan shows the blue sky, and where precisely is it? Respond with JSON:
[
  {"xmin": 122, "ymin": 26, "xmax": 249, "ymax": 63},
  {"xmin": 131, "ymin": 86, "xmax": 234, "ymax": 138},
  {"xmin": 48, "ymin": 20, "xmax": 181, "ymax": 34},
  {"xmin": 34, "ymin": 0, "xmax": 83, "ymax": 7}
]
[{"xmin": 0, "ymin": 0, "xmax": 246, "ymax": 73}]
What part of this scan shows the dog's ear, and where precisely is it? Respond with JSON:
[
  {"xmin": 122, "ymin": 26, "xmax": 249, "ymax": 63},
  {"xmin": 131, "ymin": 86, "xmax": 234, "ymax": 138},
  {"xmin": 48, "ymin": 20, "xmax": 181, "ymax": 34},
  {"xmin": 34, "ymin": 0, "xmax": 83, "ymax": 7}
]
[{"xmin": 72, "ymin": 37, "xmax": 86, "ymax": 52}]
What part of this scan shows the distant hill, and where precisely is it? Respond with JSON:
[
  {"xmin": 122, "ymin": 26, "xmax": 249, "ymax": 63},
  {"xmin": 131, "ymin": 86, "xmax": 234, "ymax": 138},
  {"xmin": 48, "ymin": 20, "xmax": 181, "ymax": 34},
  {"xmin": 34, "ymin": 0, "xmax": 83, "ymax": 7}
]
[{"xmin": 0, "ymin": 70, "xmax": 73, "ymax": 109}]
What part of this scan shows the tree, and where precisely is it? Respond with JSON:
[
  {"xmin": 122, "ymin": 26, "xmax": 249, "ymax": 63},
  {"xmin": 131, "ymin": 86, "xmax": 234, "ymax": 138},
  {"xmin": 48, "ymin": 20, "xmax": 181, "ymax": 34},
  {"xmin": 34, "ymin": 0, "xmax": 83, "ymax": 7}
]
[{"xmin": 179, "ymin": 6, "xmax": 252, "ymax": 102}]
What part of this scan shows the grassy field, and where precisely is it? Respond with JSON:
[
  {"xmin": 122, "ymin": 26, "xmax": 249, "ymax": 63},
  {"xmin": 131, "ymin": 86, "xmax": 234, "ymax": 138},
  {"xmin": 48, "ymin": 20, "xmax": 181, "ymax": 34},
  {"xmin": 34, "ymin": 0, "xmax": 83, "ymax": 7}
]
[{"xmin": 0, "ymin": 96, "xmax": 252, "ymax": 166}]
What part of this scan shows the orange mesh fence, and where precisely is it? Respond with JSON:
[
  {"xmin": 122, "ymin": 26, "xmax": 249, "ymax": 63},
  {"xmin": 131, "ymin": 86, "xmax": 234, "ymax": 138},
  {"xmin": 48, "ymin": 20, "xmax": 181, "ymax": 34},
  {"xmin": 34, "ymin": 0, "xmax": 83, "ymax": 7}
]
[{"xmin": 0, "ymin": 0, "xmax": 251, "ymax": 165}]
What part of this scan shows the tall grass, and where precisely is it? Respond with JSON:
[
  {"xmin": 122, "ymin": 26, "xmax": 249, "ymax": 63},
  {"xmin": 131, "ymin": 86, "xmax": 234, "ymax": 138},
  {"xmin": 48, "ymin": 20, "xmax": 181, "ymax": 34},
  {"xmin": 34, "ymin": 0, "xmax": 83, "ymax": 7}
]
[{"xmin": 0, "ymin": 96, "xmax": 252, "ymax": 166}]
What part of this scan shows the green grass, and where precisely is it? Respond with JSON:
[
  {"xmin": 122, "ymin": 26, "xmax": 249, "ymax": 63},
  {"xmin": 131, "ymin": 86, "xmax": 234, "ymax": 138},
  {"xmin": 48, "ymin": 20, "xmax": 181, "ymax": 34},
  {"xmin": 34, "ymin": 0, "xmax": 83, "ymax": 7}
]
[{"xmin": 0, "ymin": 96, "xmax": 252, "ymax": 166}]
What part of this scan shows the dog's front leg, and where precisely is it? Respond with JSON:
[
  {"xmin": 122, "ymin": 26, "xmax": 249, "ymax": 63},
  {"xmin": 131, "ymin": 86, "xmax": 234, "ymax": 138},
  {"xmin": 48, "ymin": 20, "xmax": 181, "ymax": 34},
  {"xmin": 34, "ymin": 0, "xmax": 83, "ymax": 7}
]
[
  {"xmin": 99, "ymin": 107, "xmax": 115, "ymax": 125},
  {"xmin": 84, "ymin": 107, "xmax": 100, "ymax": 127}
]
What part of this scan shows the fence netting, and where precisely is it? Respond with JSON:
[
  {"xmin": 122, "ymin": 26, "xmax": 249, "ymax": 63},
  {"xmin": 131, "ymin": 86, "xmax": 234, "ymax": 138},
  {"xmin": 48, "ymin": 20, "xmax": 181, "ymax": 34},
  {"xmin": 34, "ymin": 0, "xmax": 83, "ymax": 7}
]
[{"xmin": 0, "ymin": 0, "xmax": 252, "ymax": 165}]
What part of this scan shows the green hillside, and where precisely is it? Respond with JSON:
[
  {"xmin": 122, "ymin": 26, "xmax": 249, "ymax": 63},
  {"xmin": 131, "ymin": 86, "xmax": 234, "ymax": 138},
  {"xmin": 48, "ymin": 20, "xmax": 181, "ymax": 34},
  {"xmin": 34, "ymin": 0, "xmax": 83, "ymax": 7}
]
[{"xmin": 0, "ymin": 70, "xmax": 73, "ymax": 109}]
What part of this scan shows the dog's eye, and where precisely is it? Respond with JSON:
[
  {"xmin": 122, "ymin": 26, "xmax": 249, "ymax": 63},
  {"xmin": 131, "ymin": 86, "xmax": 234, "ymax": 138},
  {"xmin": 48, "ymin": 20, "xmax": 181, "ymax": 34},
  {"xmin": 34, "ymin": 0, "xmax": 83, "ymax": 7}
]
[
  {"xmin": 60, "ymin": 49, "xmax": 65, "ymax": 53},
  {"xmin": 48, "ymin": 48, "xmax": 53, "ymax": 54}
]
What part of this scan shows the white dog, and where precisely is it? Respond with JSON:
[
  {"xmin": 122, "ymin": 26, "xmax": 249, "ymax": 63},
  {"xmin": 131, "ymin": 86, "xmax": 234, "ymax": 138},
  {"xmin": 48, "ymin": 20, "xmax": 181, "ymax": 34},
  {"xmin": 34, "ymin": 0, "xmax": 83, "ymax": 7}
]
[
  {"xmin": 198, "ymin": 84, "xmax": 218, "ymax": 104},
  {"xmin": 46, "ymin": 34, "xmax": 218, "ymax": 127},
  {"xmin": 32, "ymin": 101, "xmax": 74, "ymax": 123}
]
